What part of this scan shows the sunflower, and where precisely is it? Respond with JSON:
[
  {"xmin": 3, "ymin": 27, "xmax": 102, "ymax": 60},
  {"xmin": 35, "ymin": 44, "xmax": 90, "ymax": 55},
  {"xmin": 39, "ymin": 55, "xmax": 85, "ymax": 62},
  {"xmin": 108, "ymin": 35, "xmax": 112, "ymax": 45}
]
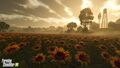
[
  {"xmin": 59, "ymin": 40, "xmax": 65, "ymax": 45},
  {"xmin": 66, "ymin": 45, "xmax": 73, "ymax": 49},
  {"xmin": 32, "ymin": 53, "xmax": 45, "ymax": 63},
  {"xmin": 46, "ymin": 40, "xmax": 52, "ymax": 44},
  {"xmin": 74, "ymin": 44, "xmax": 84, "ymax": 51},
  {"xmin": 75, "ymin": 51, "xmax": 90, "ymax": 66},
  {"xmin": 101, "ymin": 51, "xmax": 111, "ymax": 61},
  {"xmin": 32, "ymin": 45, "xmax": 41, "ymax": 51},
  {"xmin": 79, "ymin": 41, "xmax": 85, "ymax": 46},
  {"xmin": 110, "ymin": 57, "xmax": 120, "ymax": 68},
  {"xmin": 8, "ymin": 42, "xmax": 16, "ymax": 46},
  {"xmin": 3, "ymin": 44, "xmax": 20, "ymax": 55},
  {"xmin": 115, "ymin": 49, "xmax": 120, "ymax": 56},
  {"xmin": 50, "ymin": 47, "xmax": 70, "ymax": 63},
  {"xmin": 18, "ymin": 42, "xmax": 27, "ymax": 48},
  {"xmin": 98, "ymin": 45, "xmax": 107, "ymax": 51},
  {"xmin": 109, "ymin": 44, "xmax": 117, "ymax": 50},
  {"xmin": 47, "ymin": 46, "xmax": 57, "ymax": 53}
]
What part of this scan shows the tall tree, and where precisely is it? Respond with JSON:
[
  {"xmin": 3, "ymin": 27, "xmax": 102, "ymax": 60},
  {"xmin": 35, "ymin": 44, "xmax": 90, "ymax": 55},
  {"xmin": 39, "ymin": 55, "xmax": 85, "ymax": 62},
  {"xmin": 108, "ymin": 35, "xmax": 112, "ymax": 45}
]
[
  {"xmin": 67, "ymin": 22, "xmax": 77, "ymax": 32},
  {"xmin": 79, "ymin": 8, "xmax": 94, "ymax": 32},
  {"xmin": 0, "ymin": 21, "xmax": 10, "ymax": 32}
]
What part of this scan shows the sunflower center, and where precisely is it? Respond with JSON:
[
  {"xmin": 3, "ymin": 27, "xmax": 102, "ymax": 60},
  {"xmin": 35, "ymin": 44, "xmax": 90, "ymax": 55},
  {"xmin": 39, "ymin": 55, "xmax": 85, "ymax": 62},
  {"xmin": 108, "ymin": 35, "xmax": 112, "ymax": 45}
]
[
  {"xmin": 7, "ymin": 47, "xmax": 17, "ymax": 52},
  {"xmin": 76, "ymin": 46, "xmax": 81, "ymax": 49},
  {"xmin": 101, "ymin": 46, "xmax": 106, "ymax": 50},
  {"xmin": 103, "ymin": 53, "xmax": 110, "ymax": 58},
  {"xmin": 50, "ymin": 47, "xmax": 55, "ymax": 51},
  {"xmin": 55, "ymin": 52, "xmax": 66, "ymax": 60},
  {"xmin": 35, "ymin": 46, "xmax": 39, "ymax": 49},
  {"xmin": 79, "ymin": 54, "xmax": 88, "ymax": 62},
  {"xmin": 35, "ymin": 56, "xmax": 43, "ymax": 61},
  {"xmin": 114, "ymin": 60, "xmax": 120, "ymax": 68}
]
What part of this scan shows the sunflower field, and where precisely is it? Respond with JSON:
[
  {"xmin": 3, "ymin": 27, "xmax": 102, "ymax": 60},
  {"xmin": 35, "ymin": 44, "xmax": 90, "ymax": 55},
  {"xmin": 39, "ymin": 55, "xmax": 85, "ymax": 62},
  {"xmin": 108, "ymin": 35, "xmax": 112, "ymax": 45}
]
[{"xmin": 0, "ymin": 33, "xmax": 120, "ymax": 68}]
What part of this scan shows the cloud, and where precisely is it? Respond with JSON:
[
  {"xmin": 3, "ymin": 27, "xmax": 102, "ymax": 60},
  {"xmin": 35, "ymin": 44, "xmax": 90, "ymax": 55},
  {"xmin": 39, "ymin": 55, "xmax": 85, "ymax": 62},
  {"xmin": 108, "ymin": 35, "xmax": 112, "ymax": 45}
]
[
  {"xmin": 13, "ymin": 9, "xmax": 24, "ymax": 14},
  {"xmin": 28, "ymin": 16, "xmax": 80, "ymax": 26},
  {"xmin": 19, "ymin": 0, "xmax": 62, "ymax": 18},
  {"xmin": 101, "ymin": 0, "xmax": 120, "ymax": 11},
  {"xmin": 55, "ymin": 0, "xmax": 73, "ymax": 16},
  {"xmin": 0, "ymin": 14, "xmax": 25, "ymax": 20},
  {"xmin": 0, "ymin": 13, "xmax": 80, "ymax": 27},
  {"xmin": 81, "ymin": 0, "xmax": 93, "ymax": 9}
]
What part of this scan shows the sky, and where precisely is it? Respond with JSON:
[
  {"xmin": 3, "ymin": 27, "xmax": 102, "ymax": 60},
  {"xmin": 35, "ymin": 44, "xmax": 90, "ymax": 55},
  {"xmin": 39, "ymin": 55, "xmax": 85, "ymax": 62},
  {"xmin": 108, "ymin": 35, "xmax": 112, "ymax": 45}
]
[{"xmin": 0, "ymin": 0, "xmax": 120, "ymax": 28}]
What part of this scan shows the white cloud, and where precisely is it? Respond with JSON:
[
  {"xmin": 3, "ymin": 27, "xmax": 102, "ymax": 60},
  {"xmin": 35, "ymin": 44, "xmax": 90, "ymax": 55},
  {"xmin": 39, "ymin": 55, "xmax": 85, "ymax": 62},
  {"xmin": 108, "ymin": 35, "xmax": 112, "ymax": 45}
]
[
  {"xmin": 0, "ymin": 14, "xmax": 25, "ymax": 20},
  {"xmin": 0, "ymin": 13, "xmax": 80, "ymax": 26},
  {"xmin": 19, "ymin": 0, "xmax": 62, "ymax": 18},
  {"xmin": 55, "ymin": 0, "xmax": 73, "ymax": 16},
  {"xmin": 28, "ymin": 16, "xmax": 80, "ymax": 26},
  {"xmin": 13, "ymin": 9, "xmax": 24, "ymax": 14}
]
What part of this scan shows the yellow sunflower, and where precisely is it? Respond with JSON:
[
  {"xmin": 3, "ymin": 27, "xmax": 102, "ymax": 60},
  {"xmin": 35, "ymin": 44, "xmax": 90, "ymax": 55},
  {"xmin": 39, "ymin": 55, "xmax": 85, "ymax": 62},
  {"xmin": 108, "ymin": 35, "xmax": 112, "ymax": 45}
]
[
  {"xmin": 47, "ymin": 46, "xmax": 57, "ymax": 53},
  {"xmin": 3, "ymin": 44, "xmax": 20, "ymax": 55},
  {"xmin": 98, "ymin": 45, "xmax": 108, "ymax": 51},
  {"xmin": 101, "ymin": 51, "xmax": 111, "ymax": 61},
  {"xmin": 110, "ymin": 57, "xmax": 120, "ymax": 68},
  {"xmin": 50, "ymin": 47, "xmax": 70, "ymax": 63},
  {"xmin": 74, "ymin": 44, "xmax": 84, "ymax": 51},
  {"xmin": 32, "ymin": 45, "xmax": 41, "ymax": 51},
  {"xmin": 115, "ymin": 49, "xmax": 120, "ymax": 56},
  {"xmin": 75, "ymin": 51, "xmax": 90, "ymax": 66},
  {"xmin": 18, "ymin": 42, "xmax": 27, "ymax": 48},
  {"xmin": 32, "ymin": 53, "xmax": 46, "ymax": 63}
]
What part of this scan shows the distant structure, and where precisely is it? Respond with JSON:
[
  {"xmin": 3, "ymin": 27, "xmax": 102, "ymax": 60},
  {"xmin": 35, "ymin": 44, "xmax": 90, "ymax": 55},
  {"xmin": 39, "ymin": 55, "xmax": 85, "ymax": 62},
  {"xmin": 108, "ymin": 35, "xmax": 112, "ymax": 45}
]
[
  {"xmin": 98, "ymin": 13, "xmax": 101, "ymax": 28},
  {"xmin": 99, "ymin": 8, "xmax": 108, "ymax": 28}
]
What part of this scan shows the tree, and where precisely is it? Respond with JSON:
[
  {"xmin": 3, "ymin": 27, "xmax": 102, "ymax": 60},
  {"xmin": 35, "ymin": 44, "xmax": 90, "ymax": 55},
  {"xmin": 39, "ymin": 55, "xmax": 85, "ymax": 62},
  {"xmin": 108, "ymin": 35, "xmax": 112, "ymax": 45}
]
[
  {"xmin": 66, "ymin": 22, "xmax": 77, "ymax": 32},
  {"xmin": 48, "ymin": 26, "xmax": 56, "ymax": 32},
  {"xmin": 56, "ymin": 26, "xmax": 64, "ymax": 33},
  {"xmin": 116, "ymin": 18, "xmax": 120, "ymax": 24},
  {"xmin": 79, "ymin": 8, "xmax": 94, "ymax": 32},
  {"xmin": 0, "ymin": 21, "xmax": 10, "ymax": 32},
  {"xmin": 108, "ymin": 21, "xmax": 120, "ymax": 30},
  {"xmin": 90, "ymin": 22, "xmax": 99, "ymax": 30},
  {"xmin": 77, "ymin": 26, "xmax": 82, "ymax": 32}
]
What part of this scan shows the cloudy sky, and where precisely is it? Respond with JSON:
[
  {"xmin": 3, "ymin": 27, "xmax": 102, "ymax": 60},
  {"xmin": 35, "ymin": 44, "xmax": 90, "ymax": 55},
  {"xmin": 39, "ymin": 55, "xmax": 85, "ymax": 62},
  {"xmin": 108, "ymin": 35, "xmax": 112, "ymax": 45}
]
[{"xmin": 0, "ymin": 0, "xmax": 120, "ymax": 27}]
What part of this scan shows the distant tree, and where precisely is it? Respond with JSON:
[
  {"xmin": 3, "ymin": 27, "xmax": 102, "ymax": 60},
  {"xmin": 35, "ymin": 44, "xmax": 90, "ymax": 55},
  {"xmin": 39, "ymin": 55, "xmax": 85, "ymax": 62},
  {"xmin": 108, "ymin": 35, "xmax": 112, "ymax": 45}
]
[
  {"xmin": 56, "ymin": 26, "xmax": 64, "ymax": 33},
  {"xmin": 116, "ymin": 18, "xmax": 120, "ymax": 24},
  {"xmin": 66, "ymin": 22, "xmax": 77, "ymax": 32},
  {"xmin": 77, "ymin": 26, "xmax": 82, "ymax": 32},
  {"xmin": 48, "ymin": 26, "xmax": 56, "ymax": 31},
  {"xmin": 0, "ymin": 21, "xmax": 10, "ymax": 32},
  {"xmin": 26, "ymin": 26, "xmax": 33, "ymax": 32},
  {"xmin": 108, "ymin": 21, "xmax": 116, "ymax": 28},
  {"xmin": 90, "ymin": 22, "xmax": 99, "ymax": 30},
  {"xmin": 108, "ymin": 21, "xmax": 120, "ymax": 30},
  {"xmin": 79, "ymin": 8, "xmax": 94, "ymax": 32},
  {"xmin": 109, "ymin": 21, "xmax": 115, "ymax": 26},
  {"xmin": 28, "ymin": 26, "xmax": 32, "ymax": 29}
]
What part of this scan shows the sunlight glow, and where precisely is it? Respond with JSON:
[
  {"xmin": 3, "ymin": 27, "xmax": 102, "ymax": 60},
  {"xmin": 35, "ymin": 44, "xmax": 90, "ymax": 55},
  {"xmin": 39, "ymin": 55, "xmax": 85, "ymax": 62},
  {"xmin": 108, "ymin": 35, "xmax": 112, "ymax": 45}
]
[
  {"xmin": 62, "ymin": 17, "xmax": 80, "ymax": 25},
  {"xmin": 101, "ymin": 0, "xmax": 120, "ymax": 11},
  {"xmin": 81, "ymin": 0, "xmax": 92, "ymax": 9},
  {"xmin": 55, "ymin": 0, "xmax": 73, "ymax": 16}
]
